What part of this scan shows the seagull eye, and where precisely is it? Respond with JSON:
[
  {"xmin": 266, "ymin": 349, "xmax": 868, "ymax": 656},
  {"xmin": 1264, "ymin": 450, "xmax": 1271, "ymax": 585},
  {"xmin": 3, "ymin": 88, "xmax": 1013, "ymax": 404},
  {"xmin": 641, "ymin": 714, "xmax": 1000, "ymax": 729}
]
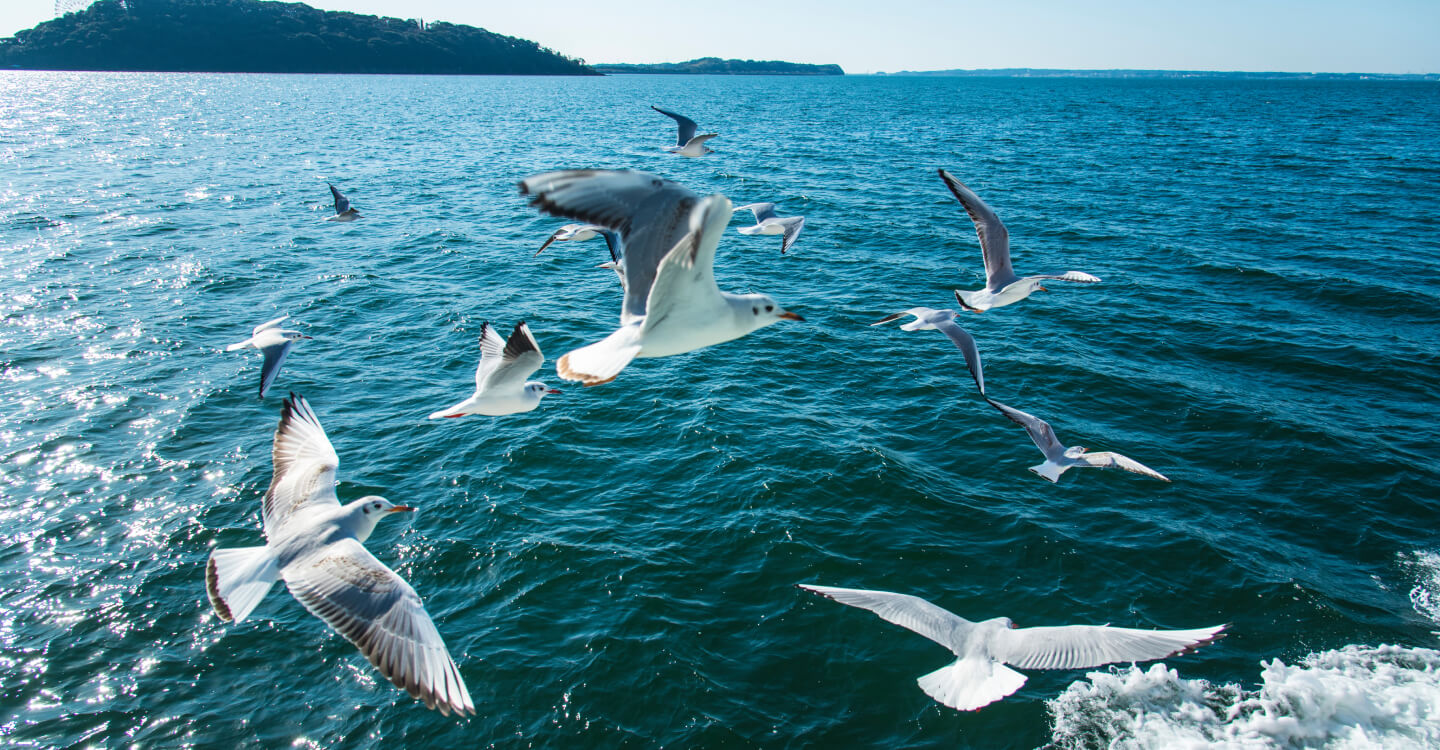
[
  {"xmin": 765, "ymin": 305, "xmax": 774, "ymax": 313},
  {"xmin": 373, "ymin": 502, "xmax": 381, "ymax": 509}
]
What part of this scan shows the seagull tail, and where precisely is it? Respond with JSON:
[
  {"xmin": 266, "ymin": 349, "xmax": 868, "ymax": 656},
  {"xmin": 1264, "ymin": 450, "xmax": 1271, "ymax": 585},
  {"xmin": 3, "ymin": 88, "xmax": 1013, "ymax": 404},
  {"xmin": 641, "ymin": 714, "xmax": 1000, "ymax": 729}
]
[
  {"xmin": 917, "ymin": 657, "xmax": 1027, "ymax": 711},
  {"xmin": 1029, "ymin": 462, "xmax": 1065, "ymax": 483},
  {"xmin": 556, "ymin": 326, "xmax": 643, "ymax": 387},
  {"xmin": 224, "ymin": 340, "xmax": 252, "ymax": 352},
  {"xmin": 206, "ymin": 545, "xmax": 279, "ymax": 623}
]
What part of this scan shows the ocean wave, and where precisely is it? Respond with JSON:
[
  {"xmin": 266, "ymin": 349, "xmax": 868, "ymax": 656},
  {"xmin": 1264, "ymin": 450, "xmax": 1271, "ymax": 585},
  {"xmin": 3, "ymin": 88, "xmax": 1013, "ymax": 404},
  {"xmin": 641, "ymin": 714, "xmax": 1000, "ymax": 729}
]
[{"xmin": 1047, "ymin": 645, "xmax": 1440, "ymax": 749}]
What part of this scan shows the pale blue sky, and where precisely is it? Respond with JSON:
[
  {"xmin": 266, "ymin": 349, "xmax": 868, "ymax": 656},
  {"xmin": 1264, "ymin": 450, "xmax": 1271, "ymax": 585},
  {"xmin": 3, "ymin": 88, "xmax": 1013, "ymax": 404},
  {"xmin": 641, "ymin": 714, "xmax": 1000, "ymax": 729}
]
[{"xmin": 4, "ymin": 0, "xmax": 1438, "ymax": 74}]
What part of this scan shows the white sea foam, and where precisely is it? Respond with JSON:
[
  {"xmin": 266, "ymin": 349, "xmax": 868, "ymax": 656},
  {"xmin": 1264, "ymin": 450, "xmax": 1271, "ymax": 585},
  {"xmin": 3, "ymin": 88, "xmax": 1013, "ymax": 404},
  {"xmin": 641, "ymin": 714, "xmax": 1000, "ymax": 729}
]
[
  {"xmin": 1401, "ymin": 551, "xmax": 1440, "ymax": 630},
  {"xmin": 1047, "ymin": 645, "xmax": 1440, "ymax": 749}
]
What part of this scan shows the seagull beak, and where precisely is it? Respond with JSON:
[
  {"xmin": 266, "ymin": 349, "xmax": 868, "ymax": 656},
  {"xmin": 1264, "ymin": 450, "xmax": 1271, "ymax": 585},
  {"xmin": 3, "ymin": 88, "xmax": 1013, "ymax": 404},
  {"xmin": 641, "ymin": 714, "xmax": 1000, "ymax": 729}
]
[
  {"xmin": 388, "ymin": 505, "xmax": 416, "ymax": 513},
  {"xmin": 778, "ymin": 311, "xmax": 805, "ymax": 322},
  {"xmin": 1038, "ymin": 286, "xmax": 1049, "ymax": 292},
  {"xmin": 299, "ymin": 335, "xmax": 314, "ymax": 339},
  {"xmin": 545, "ymin": 388, "xmax": 561, "ymax": 395}
]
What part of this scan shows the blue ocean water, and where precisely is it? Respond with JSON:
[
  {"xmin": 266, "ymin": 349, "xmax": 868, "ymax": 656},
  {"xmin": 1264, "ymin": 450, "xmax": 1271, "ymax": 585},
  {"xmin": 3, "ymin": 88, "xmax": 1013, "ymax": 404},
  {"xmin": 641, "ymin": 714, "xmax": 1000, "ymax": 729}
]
[{"xmin": 1, "ymin": 70, "xmax": 1439, "ymax": 748}]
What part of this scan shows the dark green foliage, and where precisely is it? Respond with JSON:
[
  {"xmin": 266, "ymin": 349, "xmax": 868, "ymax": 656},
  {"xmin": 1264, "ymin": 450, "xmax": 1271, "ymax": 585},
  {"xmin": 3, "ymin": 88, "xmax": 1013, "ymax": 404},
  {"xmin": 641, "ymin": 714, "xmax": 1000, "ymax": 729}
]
[
  {"xmin": 0, "ymin": 0, "xmax": 598, "ymax": 75},
  {"xmin": 593, "ymin": 57, "xmax": 844, "ymax": 76}
]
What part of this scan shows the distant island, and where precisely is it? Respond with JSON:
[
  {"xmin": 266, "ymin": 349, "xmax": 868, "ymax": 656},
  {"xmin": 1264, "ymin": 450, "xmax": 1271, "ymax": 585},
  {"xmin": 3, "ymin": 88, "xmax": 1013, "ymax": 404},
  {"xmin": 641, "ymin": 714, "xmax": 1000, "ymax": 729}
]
[
  {"xmin": 0, "ymin": 0, "xmax": 597, "ymax": 75},
  {"xmin": 876, "ymin": 68, "xmax": 1438, "ymax": 81},
  {"xmin": 594, "ymin": 58, "xmax": 843, "ymax": 76}
]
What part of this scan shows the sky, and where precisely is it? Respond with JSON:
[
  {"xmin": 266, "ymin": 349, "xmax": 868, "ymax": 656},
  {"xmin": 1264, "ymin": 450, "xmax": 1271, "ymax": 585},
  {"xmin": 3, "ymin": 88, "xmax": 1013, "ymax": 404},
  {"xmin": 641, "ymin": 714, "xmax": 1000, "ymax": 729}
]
[{"xmin": 3, "ymin": 0, "xmax": 1438, "ymax": 75}]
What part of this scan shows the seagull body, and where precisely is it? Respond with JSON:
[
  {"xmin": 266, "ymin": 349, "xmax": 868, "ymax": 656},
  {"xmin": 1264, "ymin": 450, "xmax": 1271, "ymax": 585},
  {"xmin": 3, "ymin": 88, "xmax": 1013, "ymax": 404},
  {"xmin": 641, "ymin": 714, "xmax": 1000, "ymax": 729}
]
[
  {"xmin": 938, "ymin": 169, "xmax": 1099, "ymax": 312},
  {"xmin": 225, "ymin": 315, "xmax": 310, "ymax": 398},
  {"xmin": 428, "ymin": 321, "xmax": 559, "ymax": 418},
  {"xmin": 519, "ymin": 169, "xmax": 802, "ymax": 386},
  {"xmin": 651, "ymin": 105, "xmax": 717, "ymax": 157},
  {"xmin": 799, "ymin": 584, "xmax": 1224, "ymax": 711},
  {"xmin": 986, "ymin": 398, "xmax": 1170, "ymax": 483},
  {"xmin": 535, "ymin": 223, "xmax": 622, "ymax": 262},
  {"xmin": 205, "ymin": 394, "xmax": 474, "ymax": 715},
  {"xmin": 326, "ymin": 183, "xmax": 362, "ymax": 222},
  {"xmin": 733, "ymin": 203, "xmax": 806, "ymax": 254},
  {"xmin": 870, "ymin": 307, "xmax": 985, "ymax": 395}
]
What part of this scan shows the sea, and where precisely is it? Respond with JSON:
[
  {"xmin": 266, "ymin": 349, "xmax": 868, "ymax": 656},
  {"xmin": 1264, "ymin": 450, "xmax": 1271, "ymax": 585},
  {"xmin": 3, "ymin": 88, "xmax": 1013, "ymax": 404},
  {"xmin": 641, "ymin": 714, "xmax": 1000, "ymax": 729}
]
[{"xmin": 2, "ymin": 71, "xmax": 1439, "ymax": 748}]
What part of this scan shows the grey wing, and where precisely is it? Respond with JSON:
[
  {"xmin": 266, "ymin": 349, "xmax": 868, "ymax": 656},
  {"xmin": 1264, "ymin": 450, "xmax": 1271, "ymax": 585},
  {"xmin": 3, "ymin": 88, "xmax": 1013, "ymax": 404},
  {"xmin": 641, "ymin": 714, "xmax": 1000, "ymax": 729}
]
[
  {"xmin": 253, "ymin": 314, "xmax": 290, "ymax": 335},
  {"xmin": 598, "ymin": 229, "xmax": 622, "ymax": 263},
  {"xmin": 263, "ymin": 394, "xmax": 341, "ymax": 538},
  {"xmin": 779, "ymin": 216, "xmax": 805, "ymax": 254},
  {"xmin": 800, "ymin": 584, "xmax": 973, "ymax": 652},
  {"xmin": 652, "ymin": 105, "xmax": 698, "ymax": 146},
  {"xmin": 934, "ymin": 318, "xmax": 985, "ymax": 396},
  {"xmin": 258, "ymin": 341, "xmax": 294, "ymax": 399},
  {"xmin": 282, "ymin": 538, "xmax": 475, "ymax": 716},
  {"xmin": 472, "ymin": 322, "xmax": 507, "ymax": 390},
  {"xmin": 1079, "ymin": 452, "xmax": 1170, "ymax": 481},
  {"xmin": 735, "ymin": 202, "xmax": 777, "ymax": 223},
  {"xmin": 986, "ymin": 398, "xmax": 1066, "ymax": 461},
  {"xmin": 638, "ymin": 194, "xmax": 730, "ymax": 333},
  {"xmin": 329, "ymin": 183, "xmax": 351, "ymax": 214},
  {"xmin": 990, "ymin": 622, "xmax": 1226, "ymax": 670},
  {"xmin": 485, "ymin": 321, "xmax": 544, "ymax": 390},
  {"xmin": 870, "ymin": 307, "xmax": 931, "ymax": 326},
  {"xmin": 520, "ymin": 170, "xmax": 699, "ymax": 323},
  {"xmin": 938, "ymin": 169, "xmax": 1016, "ymax": 290},
  {"xmin": 1031, "ymin": 271, "xmax": 1102, "ymax": 284},
  {"xmin": 685, "ymin": 133, "xmax": 719, "ymax": 148}
]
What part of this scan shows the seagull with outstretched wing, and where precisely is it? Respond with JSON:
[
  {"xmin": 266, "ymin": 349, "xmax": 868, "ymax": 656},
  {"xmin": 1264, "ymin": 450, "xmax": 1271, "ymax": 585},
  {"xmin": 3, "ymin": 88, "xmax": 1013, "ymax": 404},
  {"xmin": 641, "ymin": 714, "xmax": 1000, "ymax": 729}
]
[
  {"xmin": 428, "ymin": 321, "xmax": 559, "ymax": 418},
  {"xmin": 870, "ymin": 307, "xmax": 986, "ymax": 396},
  {"xmin": 986, "ymin": 398, "xmax": 1170, "ymax": 483},
  {"xmin": 651, "ymin": 105, "xmax": 718, "ymax": 157}
]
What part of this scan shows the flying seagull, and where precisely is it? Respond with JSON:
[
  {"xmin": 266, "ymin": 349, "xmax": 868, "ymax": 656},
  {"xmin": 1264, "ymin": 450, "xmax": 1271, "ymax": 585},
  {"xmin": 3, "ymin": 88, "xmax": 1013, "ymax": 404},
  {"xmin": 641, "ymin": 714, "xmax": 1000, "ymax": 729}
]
[
  {"xmin": 428, "ymin": 321, "xmax": 559, "ymax": 418},
  {"xmin": 799, "ymin": 584, "xmax": 1224, "ymax": 711},
  {"xmin": 870, "ymin": 307, "xmax": 985, "ymax": 395},
  {"xmin": 939, "ymin": 169, "xmax": 1099, "ymax": 311},
  {"xmin": 519, "ymin": 169, "xmax": 803, "ymax": 386},
  {"xmin": 733, "ymin": 203, "xmax": 806, "ymax": 254},
  {"xmin": 225, "ymin": 314, "xmax": 310, "ymax": 398},
  {"xmin": 651, "ymin": 105, "xmax": 718, "ymax": 157},
  {"xmin": 327, "ymin": 183, "xmax": 362, "ymax": 222},
  {"xmin": 986, "ymin": 398, "xmax": 1170, "ymax": 483},
  {"xmin": 534, "ymin": 223, "xmax": 622, "ymax": 262},
  {"xmin": 205, "ymin": 393, "xmax": 474, "ymax": 716}
]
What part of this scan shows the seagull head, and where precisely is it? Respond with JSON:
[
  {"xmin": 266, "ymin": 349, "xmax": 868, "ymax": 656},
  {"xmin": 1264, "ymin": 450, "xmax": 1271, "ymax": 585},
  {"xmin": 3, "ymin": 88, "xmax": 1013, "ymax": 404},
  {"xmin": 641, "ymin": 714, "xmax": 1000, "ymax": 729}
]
[
  {"xmin": 281, "ymin": 330, "xmax": 312, "ymax": 342},
  {"xmin": 737, "ymin": 294, "xmax": 804, "ymax": 327},
  {"xmin": 525, "ymin": 382, "xmax": 561, "ymax": 399},
  {"xmin": 356, "ymin": 496, "xmax": 415, "ymax": 517}
]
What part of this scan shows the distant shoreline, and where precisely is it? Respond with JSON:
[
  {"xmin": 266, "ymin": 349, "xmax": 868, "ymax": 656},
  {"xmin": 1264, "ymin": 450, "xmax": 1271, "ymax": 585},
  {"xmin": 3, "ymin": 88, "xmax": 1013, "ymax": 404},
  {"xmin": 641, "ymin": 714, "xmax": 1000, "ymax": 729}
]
[{"xmin": 874, "ymin": 68, "xmax": 1438, "ymax": 81}]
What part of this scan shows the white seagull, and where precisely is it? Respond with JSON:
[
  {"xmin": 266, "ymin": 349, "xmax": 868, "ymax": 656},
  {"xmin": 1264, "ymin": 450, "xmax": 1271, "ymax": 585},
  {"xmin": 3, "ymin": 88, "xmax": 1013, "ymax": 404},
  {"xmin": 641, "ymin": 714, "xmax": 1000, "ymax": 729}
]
[
  {"xmin": 799, "ymin": 584, "xmax": 1225, "ymax": 712},
  {"xmin": 870, "ymin": 307, "xmax": 985, "ymax": 395},
  {"xmin": 519, "ymin": 169, "xmax": 803, "ymax": 386},
  {"xmin": 327, "ymin": 183, "xmax": 362, "ymax": 222},
  {"xmin": 534, "ymin": 223, "xmax": 622, "ymax": 263},
  {"xmin": 939, "ymin": 169, "xmax": 1099, "ymax": 312},
  {"xmin": 225, "ymin": 314, "xmax": 310, "ymax": 398},
  {"xmin": 428, "ymin": 321, "xmax": 559, "ymax": 418},
  {"xmin": 733, "ymin": 203, "xmax": 806, "ymax": 254},
  {"xmin": 651, "ymin": 105, "xmax": 718, "ymax": 157},
  {"xmin": 986, "ymin": 398, "xmax": 1170, "ymax": 483},
  {"xmin": 206, "ymin": 394, "xmax": 474, "ymax": 715}
]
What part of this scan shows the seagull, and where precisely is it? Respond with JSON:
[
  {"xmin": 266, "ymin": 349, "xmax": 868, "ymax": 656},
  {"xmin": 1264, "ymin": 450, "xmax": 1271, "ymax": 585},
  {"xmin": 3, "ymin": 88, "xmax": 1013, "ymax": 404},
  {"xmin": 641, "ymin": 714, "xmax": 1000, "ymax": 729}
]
[
  {"xmin": 986, "ymin": 398, "xmax": 1170, "ymax": 483},
  {"xmin": 939, "ymin": 169, "xmax": 1099, "ymax": 312},
  {"xmin": 428, "ymin": 321, "xmax": 559, "ymax": 418},
  {"xmin": 798, "ymin": 584, "xmax": 1224, "ymax": 711},
  {"xmin": 733, "ymin": 203, "xmax": 806, "ymax": 254},
  {"xmin": 870, "ymin": 307, "xmax": 985, "ymax": 395},
  {"xmin": 225, "ymin": 315, "xmax": 310, "ymax": 398},
  {"xmin": 519, "ymin": 169, "xmax": 803, "ymax": 386},
  {"xmin": 651, "ymin": 105, "xmax": 717, "ymax": 157},
  {"xmin": 205, "ymin": 393, "xmax": 474, "ymax": 716},
  {"xmin": 326, "ymin": 183, "xmax": 362, "ymax": 222},
  {"xmin": 534, "ymin": 223, "xmax": 622, "ymax": 263}
]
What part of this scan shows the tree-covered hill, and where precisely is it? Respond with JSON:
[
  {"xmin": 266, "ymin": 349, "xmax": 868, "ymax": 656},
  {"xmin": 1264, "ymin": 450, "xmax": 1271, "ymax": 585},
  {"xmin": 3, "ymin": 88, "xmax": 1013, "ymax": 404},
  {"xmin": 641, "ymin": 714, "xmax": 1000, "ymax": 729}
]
[
  {"xmin": 0, "ymin": 0, "xmax": 598, "ymax": 75},
  {"xmin": 593, "ymin": 57, "xmax": 843, "ymax": 76}
]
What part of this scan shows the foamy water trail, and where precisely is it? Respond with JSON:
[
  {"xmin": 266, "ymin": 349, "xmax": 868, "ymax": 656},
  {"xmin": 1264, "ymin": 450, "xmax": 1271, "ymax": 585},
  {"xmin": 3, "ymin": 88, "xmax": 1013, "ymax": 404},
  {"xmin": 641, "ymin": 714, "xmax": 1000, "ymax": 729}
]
[
  {"xmin": 1403, "ymin": 551, "xmax": 1440, "ymax": 632},
  {"xmin": 1047, "ymin": 645, "xmax": 1440, "ymax": 749}
]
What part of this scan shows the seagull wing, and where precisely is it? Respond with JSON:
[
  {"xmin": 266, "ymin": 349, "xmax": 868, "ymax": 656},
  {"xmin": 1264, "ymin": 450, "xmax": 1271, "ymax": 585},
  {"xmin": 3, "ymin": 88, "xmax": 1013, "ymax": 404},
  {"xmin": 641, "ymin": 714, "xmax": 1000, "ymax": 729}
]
[
  {"xmin": 329, "ymin": 183, "xmax": 351, "ymax": 214},
  {"xmin": 651, "ymin": 105, "xmax": 698, "ymax": 146},
  {"xmin": 521, "ymin": 170, "xmax": 699, "ymax": 324},
  {"xmin": 778, "ymin": 216, "xmax": 805, "ymax": 254},
  {"xmin": 734, "ymin": 203, "xmax": 777, "ymax": 223},
  {"xmin": 263, "ymin": 394, "xmax": 341, "ymax": 538},
  {"xmin": 938, "ymin": 169, "xmax": 1017, "ymax": 290},
  {"xmin": 990, "ymin": 622, "xmax": 1225, "ymax": 671},
  {"xmin": 484, "ymin": 321, "xmax": 544, "ymax": 391},
  {"xmin": 1078, "ymin": 451, "xmax": 1171, "ymax": 481},
  {"xmin": 471, "ymin": 322, "xmax": 508, "ymax": 391},
  {"xmin": 1031, "ymin": 271, "xmax": 1102, "ymax": 284},
  {"xmin": 986, "ymin": 398, "xmax": 1067, "ymax": 462},
  {"xmin": 282, "ymin": 538, "xmax": 475, "ymax": 716},
  {"xmin": 597, "ymin": 229, "xmax": 623, "ymax": 263},
  {"xmin": 800, "ymin": 584, "xmax": 974, "ymax": 652},
  {"xmin": 638, "ymin": 194, "xmax": 730, "ymax": 333},
  {"xmin": 258, "ymin": 340, "xmax": 295, "ymax": 399},
  {"xmin": 933, "ymin": 317, "xmax": 985, "ymax": 396},
  {"xmin": 253, "ymin": 315, "xmax": 290, "ymax": 335},
  {"xmin": 870, "ymin": 308, "xmax": 931, "ymax": 326}
]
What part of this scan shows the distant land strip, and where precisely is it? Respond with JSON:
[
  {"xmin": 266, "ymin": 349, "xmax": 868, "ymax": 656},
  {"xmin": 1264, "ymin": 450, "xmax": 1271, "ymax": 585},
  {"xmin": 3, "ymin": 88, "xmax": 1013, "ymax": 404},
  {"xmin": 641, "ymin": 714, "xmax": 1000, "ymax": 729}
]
[
  {"xmin": 876, "ymin": 68, "xmax": 1438, "ymax": 80},
  {"xmin": 0, "ymin": 0, "xmax": 597, "ymax": 75},
  {"xmin": 593, "ymin": 58, "xmax": 844, "ymax": 76}
]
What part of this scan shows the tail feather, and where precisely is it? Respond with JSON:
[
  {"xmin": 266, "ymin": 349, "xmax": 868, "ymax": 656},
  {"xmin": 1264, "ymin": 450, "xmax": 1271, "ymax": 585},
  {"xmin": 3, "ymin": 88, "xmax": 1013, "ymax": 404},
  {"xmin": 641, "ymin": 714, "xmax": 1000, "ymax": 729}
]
[
  {"xmin": 917, "ymin": 657, "xmax": 1027, "ymax": 711},
  {"xmin": 1029, "ymin": 462, "xmax": 1065, "ymax": 483},
  {"xmin": 206, "ymin": 545, "xmax": 279, "ymax": 623},
  {"xmin": 556, "ymin": 326, "xmax": 643, "ymax": 387},
  {"xmin": 225, "ymin": 340, "xmax": 252, "ymax": 352}
]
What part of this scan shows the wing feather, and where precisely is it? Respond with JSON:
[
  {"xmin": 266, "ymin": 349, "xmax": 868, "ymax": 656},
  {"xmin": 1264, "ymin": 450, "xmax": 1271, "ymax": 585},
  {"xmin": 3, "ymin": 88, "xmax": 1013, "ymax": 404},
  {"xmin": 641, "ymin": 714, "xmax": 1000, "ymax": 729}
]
[
  {"xmin": 263, "ymin": 394, "xmax": 340, "ymax": 538},
  {"xmin": 986, "ymin": 398, "xmax": 1066, "ymax": 461},
  {"xmin": 938, "ymin": 170, "xmax": 1016, "ymax": 290},
  {"xmin": 991, "ymin": 623, "xmax": 1225, "ymax": 670},
  {"xmin": 800, "ymin": 584, "xmax": 973, "ymax": 652},
  {"xmin": 1080, "ymin": 451, "xmax": 1171, "ymax": 481},
  {"xmin": 651, "ymin": 105, "xmax": 698, "ymax": 145}
]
